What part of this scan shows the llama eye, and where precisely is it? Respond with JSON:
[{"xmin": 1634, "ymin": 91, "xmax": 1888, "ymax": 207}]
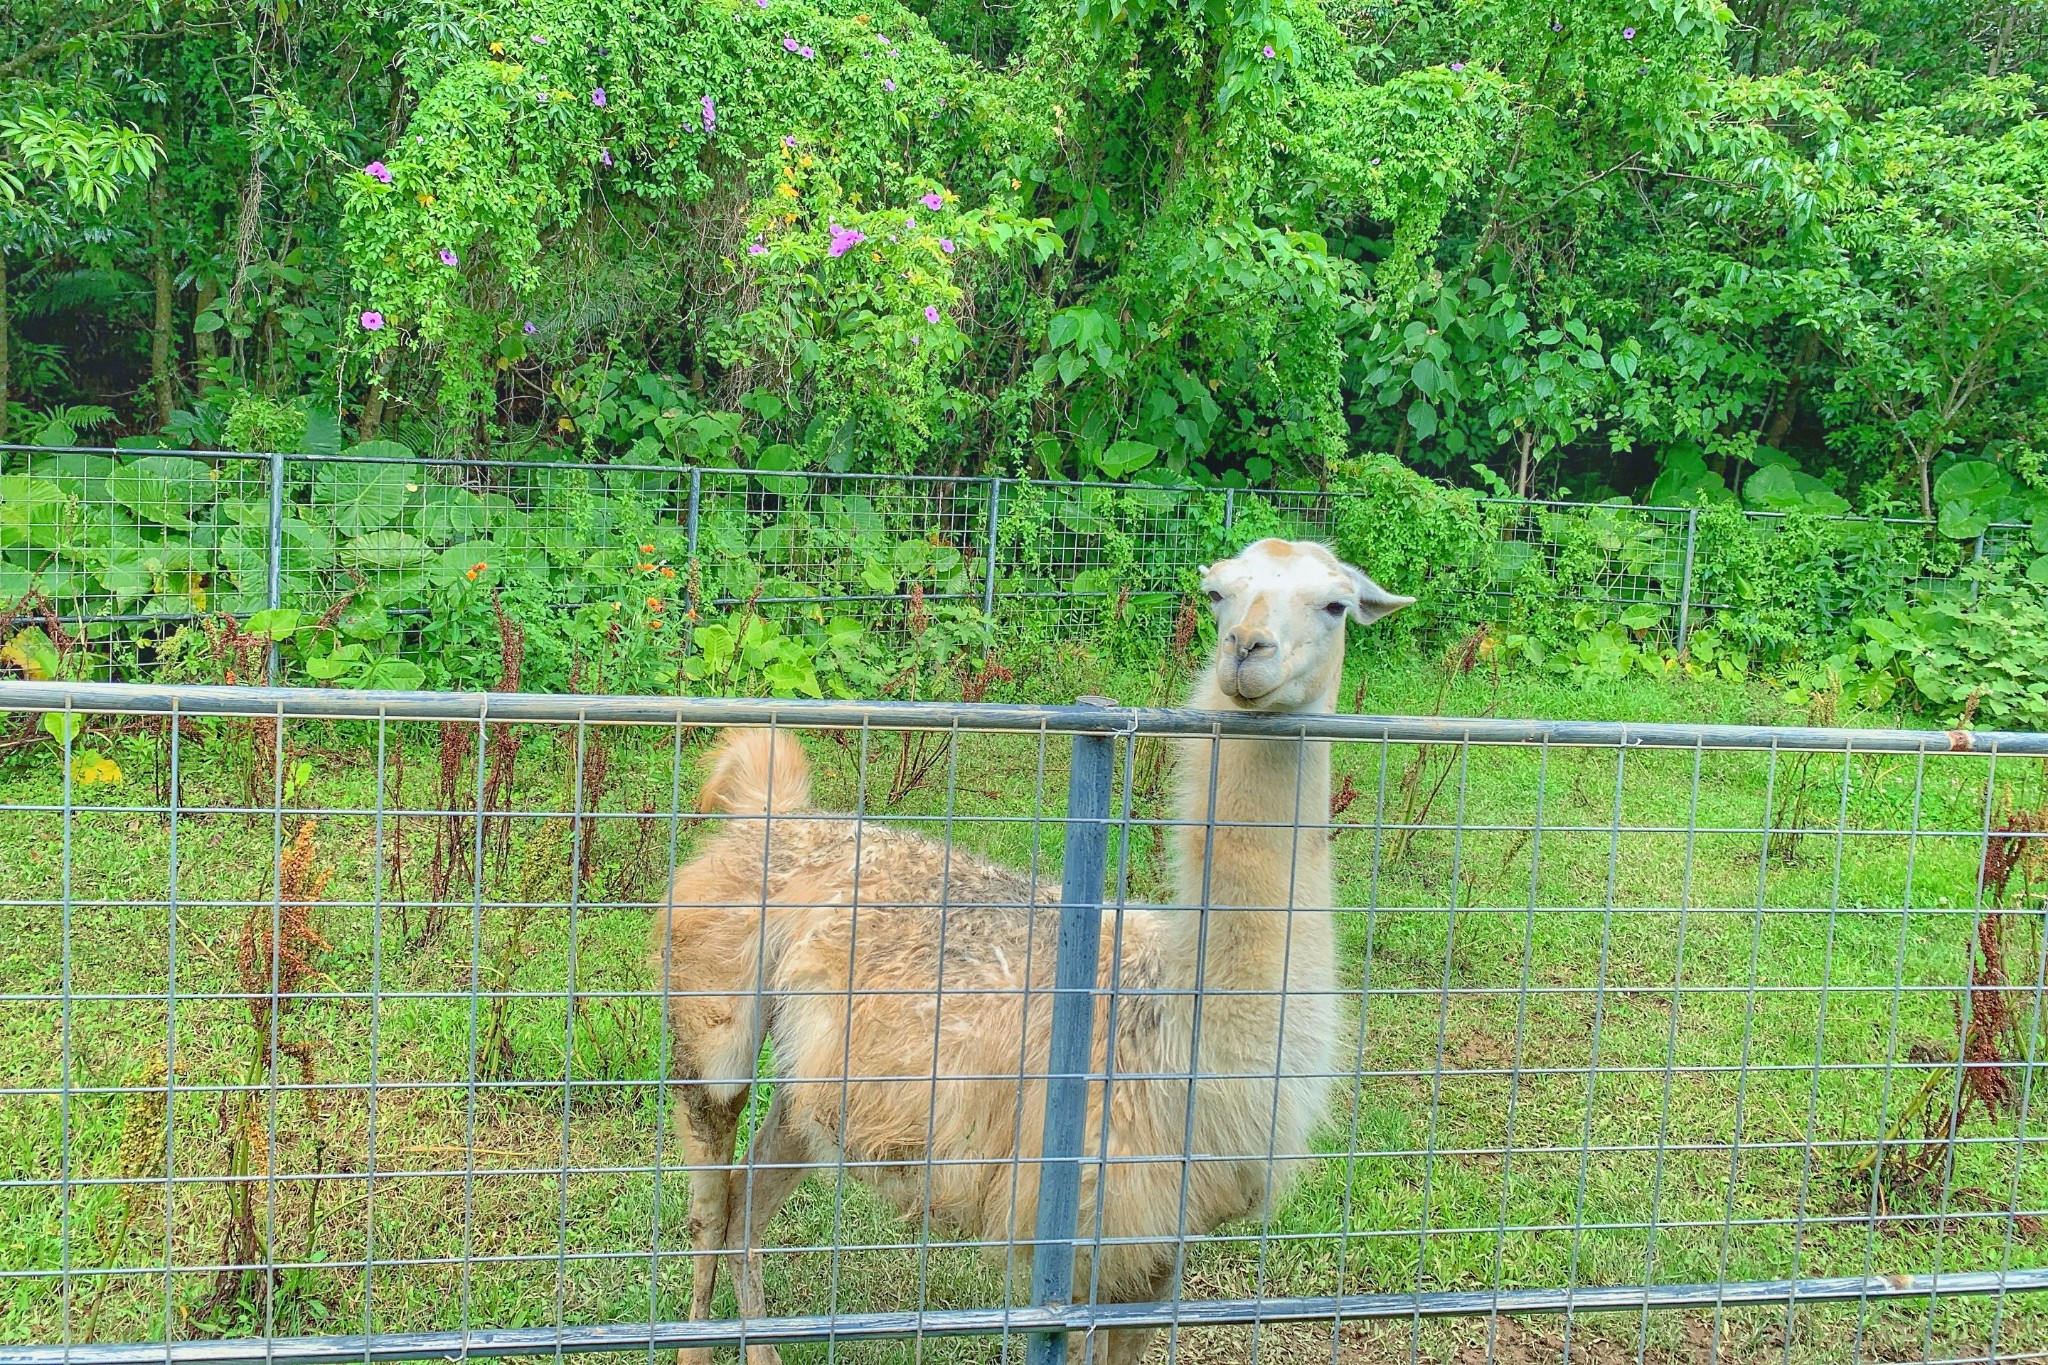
[
  {"xmin": 1324, "ymin": 602, "xmax": 1348, "ymax": 618},
  {"xmin": 1206, "ymin": 590, "xmax": 1223, "ymax": 604}
]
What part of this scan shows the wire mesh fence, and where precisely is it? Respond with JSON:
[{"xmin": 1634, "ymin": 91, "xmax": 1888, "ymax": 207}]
[
  {"xmin": 2, "ymin": 681, "xmax": 2046, "ymax": 1364},
  {"xmin": 6, "ymin": 445, "xmax": 2022, "ymax": 686}
]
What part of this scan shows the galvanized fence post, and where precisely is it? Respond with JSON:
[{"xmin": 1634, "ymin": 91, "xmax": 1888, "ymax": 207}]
[
  {"xmin": 1028, "ymin": 698, "xmax": 1118, "ymax": 1365},
  {"xmin": 983, "ymin": 477, "xmax": 1003, "ymax": 623},
  {"xmin": 264, "ymin": 449, "xmax": 286, "ymax": 684},
  {"xmin": 1675, "ymin": 507, "xmax": 1699, "ymax": 654},
  {"xmin": 684, "ymin": 467, "xmax": 702, "ymax": 561},
  {"xmin": 1223, "ymin": 487, "xmax": 1237, "ymax": 537}
]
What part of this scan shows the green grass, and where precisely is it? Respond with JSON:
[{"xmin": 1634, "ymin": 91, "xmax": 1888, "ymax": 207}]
[{"xmin": 1, "ymin": 647, "xmax": 2045, "ymax": 1362}]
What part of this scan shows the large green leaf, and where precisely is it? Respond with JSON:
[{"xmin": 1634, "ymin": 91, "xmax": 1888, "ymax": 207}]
[
  {"xmin": 0, "ymin": 476, "xmax": 68, "ymax": 552},
  {"xmin": 107, "ymin": 456, "xmax": 217, "ymax": 530},
  {"xmin": 340, "ymin": 529, "xmax": 432, "ymax": 570},
  {"xmin": 412, "ymin": 484, "xmax": 493, "ymax": 542},
  {"xmin": 316, "ymin": 446, "xmax": 419, "ymax": 536}
]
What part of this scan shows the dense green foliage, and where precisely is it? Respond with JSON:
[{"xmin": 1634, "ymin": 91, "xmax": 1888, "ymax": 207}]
[{"xmin": 6, "ymin": 0, "xmax": 2045, "ymax": 507}]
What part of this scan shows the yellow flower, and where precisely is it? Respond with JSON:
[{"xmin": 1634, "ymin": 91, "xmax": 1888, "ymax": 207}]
[
  {"xmin": 777, "ymin": 183, "xmax": 798, "ymax": 199},
  {"xmin": 799, "ymin": 154, "xmax": 813, "ymax": 168},
  {"xmin": 417, "ymin": 192, "xmax": 436, "ymax": 206},
  {"xmin": 489, "ymin": 40, "xmax": 505, "ymax": 53},
  {"xmin": 557, "ymin": 416, "xmax": 576, "ymax": 431},
  {"xmin": 1011, "ymin": 178, "xmax": 1021, "ymax": 189},
  {"xmin": 73, "ymin": 754, "xmax": 122, "ymax": 786}
]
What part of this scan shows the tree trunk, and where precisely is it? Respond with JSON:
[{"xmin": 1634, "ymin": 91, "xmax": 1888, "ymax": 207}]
[
  {"xmin": 1762, "ymin": 331, "xmax": 1821, "ymax": 449},
  {"xmin": 193, "ymin": 279, "xmax": 219, "ymax": 387},
  {"xmin": 1514, "ymin": 429, "xmax": 1535, "ymax": 498},
  {"xmin": 358, "ymin": 348, "xmax": 396, "ymax": 441},
  {"xmin": 0, "ymin": 248, "xmax": 9, "ymax": 445},
  {"xmin": 1918, "ymin": 446, "xmax": 1935, "ymax": 521},
  {"xmin": 150, "ymin": 177, "xmax": 176, "ymax": 431}
]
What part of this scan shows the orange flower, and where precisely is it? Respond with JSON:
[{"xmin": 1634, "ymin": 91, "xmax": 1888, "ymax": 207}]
[
  {"xmin": 465, "ymin": 569, "xmax": 478, "ymax": 580},
  {"xmin": 474, "ymin": 561, "xmax": 488, "ymax": 572},
  {"xmin": 639, "ymin": 544, "xmax": 655, "ymax": 553},
  {"xmin": 647, "ymin": 597, "xmax": 663, "ymax": 611},
  {"xmin": 650, "ymin": 618, "xmax": 663, "ymax": 630},
  {"xmin": 639, "ymin": 562, "xmax": 655, "ymax": 573},
  {"xmin": 660, "ymin": 566, "xmax": 676, "ymax": 578}
]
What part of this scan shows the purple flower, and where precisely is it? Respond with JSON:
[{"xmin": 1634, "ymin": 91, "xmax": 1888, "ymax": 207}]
[
  {"xmin": 878, "ymin": 34, "xmax": 891, "ymax": 46},
  {"xmin": 784, "ymin": 135, "xmax": 797, "ymax": 148},
  {"xmin": 939, "ymin": 237, "xmax": 955, "ymax": 254},
  {"xmin": 1551, "ymin": 20, "xmax": 1562, "ymax": 30},
  {"xmin": 924, "ymin": 305, "xmax": 941, "ymax": 323},
  {"xmin": 364, "ymin": 160, "xmax": 392, "ymax": 183},
  {"xmin": 883, "ymin": 77, "xmax": 896, "ymax": 92},
  {"xmin": 591, "ymin": 87, "xmax": 607, "ymax": 107},
  {"xmin": 701, "ymin": 95, "xmax": 716, "ymax": 131},
  {"xmin": 360, "ymin": 310, "xmax": 385, "ymax": 331},
  {"xmin": 755, "ymin": 0, "xmax": 768, "ymax": 7},
  {"xmin": 921, "ymin": 192, "xmax": 944, "ymax": 210},
  {"xmin": 1622, "ymin": 26, "xmax": 1635, "ymax": 38},
  {"xmin": 1371, "ymin": 156, "xmax": 1381, "ymax": 165},
  {"xmin": 827, "ymin": 224, "xmax": 867, "ymax": 257},
  {"xmin": 799, "ymin": 44, "xmax": 814, "ymax": 58},
  {"xmin": 748, "ymin": 242, "xmax": 769, "ymax": 256},
  {"xmin": 905, "ymin": 214, "xmax": 915, "ymax": 229},
  {"xmin": 529, "ymin": 33, "xmax": 547, "ymax": 44},
  {"xmin": 523, "ymin": 321, "xmax": 538, "ymax": 335},
  {"xmin": 1262, "ymin": 44, "xmax": 1275, "ymax": 58},
  {"xmin": 600, "ymin": 147, "xmax": 613, "ymax": 166},
  {"xmin": 439, "ymin": 248, "xmax": 460, "ymax": 267},
  {"xmin": 1450, "ymin": 61, "xmax": 1465, "ymax": 71},
  {"xmin": 782, "ymin": 35, "xmax": 799, "ymax": 50},
  {"xmin": 912, "ymin": 334, "xmax": 922, "ymax": 346}
]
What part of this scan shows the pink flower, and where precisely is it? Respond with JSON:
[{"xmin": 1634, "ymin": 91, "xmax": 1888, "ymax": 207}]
[
  {"xmin": 601, "ymin": 147, "xmax": 613, "ymax": 166},
  {"xmin": 912, "ymin": 334, "xmax": 922, "ymax": 346},
  {"xmin": 878, "ymin": 35, "xmax": 891, "ymax": 46},
  {"xmin": 827, "ymin": 223, "xmax": 867, "ymax": 257},
  {"xmin": 924, "ymin": 305, "xmax": 940, "ymax": 323},
  {"xmin": 1450, "ymin": 61, "xmax": 1464, "ymax": 71},
  {"xmin": 799, "ymin": 44, "xmax": 814, "ymax": 58},
  {"xmin": 784, "ymin": 135, "xmax": 797, "ymax": 148},
  {"xmin": 364, "ymin": 160, "xmax": 392, "ymax": 183},
  {"xmin": 360, "ymin": 310, "xmax": 385, "ymax": 331},
  {"xmin": 1261, "ymin": 44, "xmax": 1275, "ymax": 58},
  {"xmin": 755, "ymin": 0, "xmax": 768, "ymax": 7},
  {"xmin": 749, "ymin": 242, "xmax": 768, "ymax": 256},
  {"xmin": 905, "ymin": 214, "xmax": 915, "ymax": 229},
  {"xmin": 701, "ymin": 95, "xmax": 716, "ymax": 131},
  {"xmin": 782, "ymin": 35, "xmax": 799, "ymax": 50},
  {"xmin": 591, "ymin": 87, "xmax": 607, "ymax": 107},
  {"xmin": 439, "ymin": 248, "xmax": 460, "ymax": 267},
  {"xmin": 883, "ymin": 77, "xmax": 896, "ymax": 92},
  {"xmin": 523, "ymin": 321, "xmax": 537, "ymax": 335},
  {"xmin": 1623, "ymin": 26, "xmax": 1636, "ymax": 39},
  {"xmin": 939, "ymin": 237, "xmax": 955, "ymax": 253},
  {"xmin": 921, "ymin": 192, "xmax": 944, "ymax": 210}
]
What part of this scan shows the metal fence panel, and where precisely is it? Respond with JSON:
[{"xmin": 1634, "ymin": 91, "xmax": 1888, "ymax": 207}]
[
  {"xmin": 2, "ymin": 683, "xmax": 2045, "ymax": 1364},
  {"xmin": 5, "ymin": 446, "xmax": 2029, "ymax": 686}
]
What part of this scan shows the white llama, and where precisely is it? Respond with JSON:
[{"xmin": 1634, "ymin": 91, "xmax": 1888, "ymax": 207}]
[{"xmin": 652, "ymin": 538, "xmax": 1412, "ymax": 1363}]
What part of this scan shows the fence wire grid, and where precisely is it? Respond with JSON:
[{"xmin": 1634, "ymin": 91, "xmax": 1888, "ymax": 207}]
[
  {"xmin": 2, "ymin": 683, "xmax": 2047, "ymax": 1365},
  {"xmin": 3, "ymin": 447, "xmax": 2028, "ymax": 684}
]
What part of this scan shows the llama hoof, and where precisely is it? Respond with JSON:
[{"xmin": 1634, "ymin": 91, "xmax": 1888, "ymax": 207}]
[
  {"xmin": 743, "ymin": 1347, "xmax": 784, "ymax": 1365},
  {"xmin": 673, "ymin": 1351, "xmax": 714, "ymax": 1365}
]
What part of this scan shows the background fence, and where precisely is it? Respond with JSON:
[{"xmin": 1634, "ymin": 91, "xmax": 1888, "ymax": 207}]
[
  {"xmin": 1, "ymin": 446, "xmax": 2028, "ymax": 684},
  {"xmin": 2, "ymin": 683, "xmax": 2046, "ymax": 1363}
]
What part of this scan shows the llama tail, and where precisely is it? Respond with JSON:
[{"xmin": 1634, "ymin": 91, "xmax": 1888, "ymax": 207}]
[{"xmin": 696, "ymin": 727, "xmax": 812, "ymax": 816}]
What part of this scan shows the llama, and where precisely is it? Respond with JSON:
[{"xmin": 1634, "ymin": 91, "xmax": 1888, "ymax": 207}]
[{"xmin": 652, "ymin": 538, "xmax": 1411, "ymax": 1364}]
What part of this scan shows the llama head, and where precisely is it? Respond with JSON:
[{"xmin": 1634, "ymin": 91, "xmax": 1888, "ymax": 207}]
[{"xmin": 1199, "ymin": 538, "xmax": 1412, "ymax": 711}]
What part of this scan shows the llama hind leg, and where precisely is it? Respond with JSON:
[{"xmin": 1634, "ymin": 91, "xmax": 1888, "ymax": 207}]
[
  {"xmin": 673, "ymin": 1082, "xmax": 747, "ymax": 1365},
  {"xmin": 722, "ymin": 1090, "xmax": 812, "ymax": 1365}
]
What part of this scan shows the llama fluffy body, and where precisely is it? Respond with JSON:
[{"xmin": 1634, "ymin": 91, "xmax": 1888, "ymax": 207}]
[{"xmin": 653, "ymin": 538, "xmax": 1411, "ymax": 1363}]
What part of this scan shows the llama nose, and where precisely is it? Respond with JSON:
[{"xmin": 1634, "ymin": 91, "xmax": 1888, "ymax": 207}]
[{"xmin": 1227, "ymin": 630, "xmax": 1276, "ymax": 664}]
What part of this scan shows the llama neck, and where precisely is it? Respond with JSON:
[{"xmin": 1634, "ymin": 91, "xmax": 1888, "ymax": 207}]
[{"xmin": 1163, "ymin": 666, "xmax": 1336, "ymax": 994}]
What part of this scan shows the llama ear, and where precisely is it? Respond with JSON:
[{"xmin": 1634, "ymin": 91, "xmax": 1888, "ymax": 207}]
[{"xmin": 1346, "ymin": 567, "xmax": 1414, "ymax": 625}]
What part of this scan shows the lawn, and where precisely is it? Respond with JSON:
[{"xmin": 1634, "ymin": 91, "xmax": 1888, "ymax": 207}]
[{"xmin": 2, "ymin": 647, "xmax": 2044, "ymax": 1363}]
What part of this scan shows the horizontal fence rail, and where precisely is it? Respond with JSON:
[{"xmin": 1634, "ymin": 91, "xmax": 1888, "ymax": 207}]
[
  {"xmin": 1, "ymin": 446, "xmax": 2027, "ymax": 686},
  {"xmin": 1, "ymin": 684, "xmax": 2046, "ymax": 1365}
]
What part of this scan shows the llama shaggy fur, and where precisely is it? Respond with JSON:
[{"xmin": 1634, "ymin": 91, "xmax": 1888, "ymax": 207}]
[{"xmin": 652, "ymin": 538, "xmax": 1411, "ymax": 1364}]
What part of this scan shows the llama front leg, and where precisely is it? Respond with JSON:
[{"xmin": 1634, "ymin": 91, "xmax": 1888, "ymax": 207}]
[
  {"xmin": 721, "ymin": 1090, "xmax": 811, "ymax": 1365},
  {"xmin": 673, "ymin": 1082, "xmax": 746, "ymax": 1365}
]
